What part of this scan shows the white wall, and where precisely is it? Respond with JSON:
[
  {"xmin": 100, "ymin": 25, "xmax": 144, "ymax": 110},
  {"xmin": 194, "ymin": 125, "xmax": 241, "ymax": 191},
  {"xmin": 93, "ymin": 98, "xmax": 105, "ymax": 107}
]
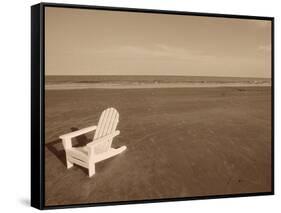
[{"xmin": 0, "ymin": 0, "xmax": 279, "ymax": 212}]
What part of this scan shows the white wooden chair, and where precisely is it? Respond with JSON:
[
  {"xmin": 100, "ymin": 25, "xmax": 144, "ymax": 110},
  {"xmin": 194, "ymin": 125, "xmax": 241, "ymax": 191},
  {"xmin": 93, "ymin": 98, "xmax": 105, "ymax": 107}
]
[{"xmin": 59, "ymin": 107, "xmax": 126, "ymax": 177}]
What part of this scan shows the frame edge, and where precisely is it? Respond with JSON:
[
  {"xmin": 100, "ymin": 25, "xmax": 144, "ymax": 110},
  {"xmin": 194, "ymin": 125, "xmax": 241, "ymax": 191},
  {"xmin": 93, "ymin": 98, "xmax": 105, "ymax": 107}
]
[{"xmin": 31, "ymin": 3, "xmax": 44, "ymax": 210}]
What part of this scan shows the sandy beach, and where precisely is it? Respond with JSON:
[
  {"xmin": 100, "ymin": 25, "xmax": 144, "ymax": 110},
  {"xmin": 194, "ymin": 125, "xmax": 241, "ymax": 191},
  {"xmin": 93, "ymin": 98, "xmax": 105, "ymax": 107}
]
[{"xmin": 45, "ymin": 86, "xmax": 272, "ymax": 206}]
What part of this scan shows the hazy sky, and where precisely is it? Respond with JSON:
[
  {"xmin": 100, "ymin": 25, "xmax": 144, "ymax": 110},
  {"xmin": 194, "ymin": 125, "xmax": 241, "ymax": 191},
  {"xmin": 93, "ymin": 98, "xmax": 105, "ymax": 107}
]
[{"xmin": 45, "ymin": 7, "xmax": 271, "ymax": 78}]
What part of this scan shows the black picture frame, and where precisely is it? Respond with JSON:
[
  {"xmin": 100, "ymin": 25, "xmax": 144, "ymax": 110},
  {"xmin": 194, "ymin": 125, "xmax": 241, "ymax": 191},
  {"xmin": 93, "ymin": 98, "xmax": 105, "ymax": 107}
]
[{"xmin": 31, "ymin": 2, "xmax": 274, "ymax": 210}]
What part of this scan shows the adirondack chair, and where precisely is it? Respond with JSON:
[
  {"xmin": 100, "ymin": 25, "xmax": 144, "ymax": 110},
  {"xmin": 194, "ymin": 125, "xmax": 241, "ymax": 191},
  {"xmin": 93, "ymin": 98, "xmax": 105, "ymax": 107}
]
[{"xmin": 59, "ymin": 107, "xmax": 126, "ymax": 177}]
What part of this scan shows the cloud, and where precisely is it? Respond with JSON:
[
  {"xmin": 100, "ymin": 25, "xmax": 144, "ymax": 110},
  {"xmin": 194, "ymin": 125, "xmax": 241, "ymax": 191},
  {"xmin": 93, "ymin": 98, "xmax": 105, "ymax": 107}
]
[{"xmin": 90, "ymin": 43, "xmax": 216, "ymax": 62}]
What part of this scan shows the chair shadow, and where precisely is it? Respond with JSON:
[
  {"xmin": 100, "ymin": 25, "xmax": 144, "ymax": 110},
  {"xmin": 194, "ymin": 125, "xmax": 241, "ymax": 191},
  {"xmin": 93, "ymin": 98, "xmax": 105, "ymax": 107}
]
[
  {"xmin": 45, "ymin": 127, "xmax": 91, "ymax": 175},
  {"xmin": 45, "ymin": 138, "xmax": 66, "ymax": 165}
]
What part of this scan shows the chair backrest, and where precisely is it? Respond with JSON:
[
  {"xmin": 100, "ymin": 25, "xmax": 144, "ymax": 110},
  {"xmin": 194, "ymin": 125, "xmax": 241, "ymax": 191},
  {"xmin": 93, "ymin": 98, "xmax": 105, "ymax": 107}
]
[{"xmin": 93, "ymin": 107, "xmax": 119, "ymax": 154}]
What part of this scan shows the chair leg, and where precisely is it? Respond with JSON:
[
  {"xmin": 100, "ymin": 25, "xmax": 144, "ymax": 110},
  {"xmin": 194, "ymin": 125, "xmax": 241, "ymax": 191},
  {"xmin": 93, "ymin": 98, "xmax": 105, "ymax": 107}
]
[
  {"xmin": 89, "ymin": 163, "xmax": 95, "ymax": 177},
  {"xmin": 66, "ymin": 156, "xmax": 73, "ymax": 169}
]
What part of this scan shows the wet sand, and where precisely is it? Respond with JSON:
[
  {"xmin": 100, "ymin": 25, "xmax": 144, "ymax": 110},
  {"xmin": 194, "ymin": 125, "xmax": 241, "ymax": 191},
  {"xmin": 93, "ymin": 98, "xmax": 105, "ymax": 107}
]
[{"xmin": 45, "ymin": 86, "xmax": 272, "ymax": 206}]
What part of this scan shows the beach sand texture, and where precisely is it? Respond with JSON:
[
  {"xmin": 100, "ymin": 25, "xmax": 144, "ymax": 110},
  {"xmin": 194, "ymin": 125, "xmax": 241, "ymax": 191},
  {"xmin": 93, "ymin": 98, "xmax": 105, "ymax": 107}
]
[{"xmin": 45, "ymin": 86, "xmax": 272, "ymax": 206}]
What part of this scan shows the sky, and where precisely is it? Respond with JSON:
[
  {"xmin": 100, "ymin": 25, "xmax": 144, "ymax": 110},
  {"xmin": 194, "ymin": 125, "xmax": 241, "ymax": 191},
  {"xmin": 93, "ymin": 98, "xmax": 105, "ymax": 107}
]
[{"xmin": 45, "ymin": 7, "xmax": 272, "ymax": 78}]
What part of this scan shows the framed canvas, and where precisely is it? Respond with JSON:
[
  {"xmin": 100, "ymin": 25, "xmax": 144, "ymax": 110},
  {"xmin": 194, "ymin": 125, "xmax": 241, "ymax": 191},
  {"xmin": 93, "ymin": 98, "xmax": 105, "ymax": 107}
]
[{"xmin": 31, "ymin": 2, "xmax": 274, "ymax": 210}]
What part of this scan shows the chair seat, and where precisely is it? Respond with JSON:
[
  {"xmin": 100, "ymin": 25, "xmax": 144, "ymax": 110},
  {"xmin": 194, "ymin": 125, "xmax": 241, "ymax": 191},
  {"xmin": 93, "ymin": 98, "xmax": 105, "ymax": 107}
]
[
  {"xmin": 66, "ymin": 146, "xmax": 89, "ymax": 162},
  {"xmin": 72, "ymin": 146, "xmax": 89, "ymax": 154},
  {"xmin": 66, "ymin": 145, "xmax": 127, "ymax": 165}
]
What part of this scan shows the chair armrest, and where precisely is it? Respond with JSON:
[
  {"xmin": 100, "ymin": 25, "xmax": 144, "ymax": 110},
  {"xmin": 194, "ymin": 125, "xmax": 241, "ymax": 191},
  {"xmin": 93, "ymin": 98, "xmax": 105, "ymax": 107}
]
[
  {"xmin": 59, "ymin": 125, "xmax": 97, "ymax": 140},
  {"xmin": 86, "ymin": 130, "xmax": 120, "ymax": 148}
]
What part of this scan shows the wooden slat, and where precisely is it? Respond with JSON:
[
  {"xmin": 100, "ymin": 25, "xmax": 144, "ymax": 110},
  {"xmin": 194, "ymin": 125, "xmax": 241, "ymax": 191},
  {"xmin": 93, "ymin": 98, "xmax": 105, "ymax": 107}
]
[
  {"xmin": 93, "ymin": 107, "xmax": 119, "ymax": 154},
  {"xmin": 104, "ymin": 110, "xmax": 118, "ymax": 151},
  {"xmin": 102, "ymin": 108, "xmax": 114, "ymax": 136},
  {"xmin": 94, "ymin": 108, "xmax": 110, "ymax": 153},
  {"xmin": 99, "ymin": 108, "xmax": 110, "ymax": 137},
  {"xmin": 59, "ymin": 125, "xmax": 97, "ymax": 139},
  {"xmin": 102, "ymin": 108, "xmax": 114, "ymax": 151},
  {"xmin": 94, "ymin": 108, "xmax": 107, "ymax": 139},
  {"xmin": 101, "ymin": 108, "xmax": 112, "ymax": 137}
]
